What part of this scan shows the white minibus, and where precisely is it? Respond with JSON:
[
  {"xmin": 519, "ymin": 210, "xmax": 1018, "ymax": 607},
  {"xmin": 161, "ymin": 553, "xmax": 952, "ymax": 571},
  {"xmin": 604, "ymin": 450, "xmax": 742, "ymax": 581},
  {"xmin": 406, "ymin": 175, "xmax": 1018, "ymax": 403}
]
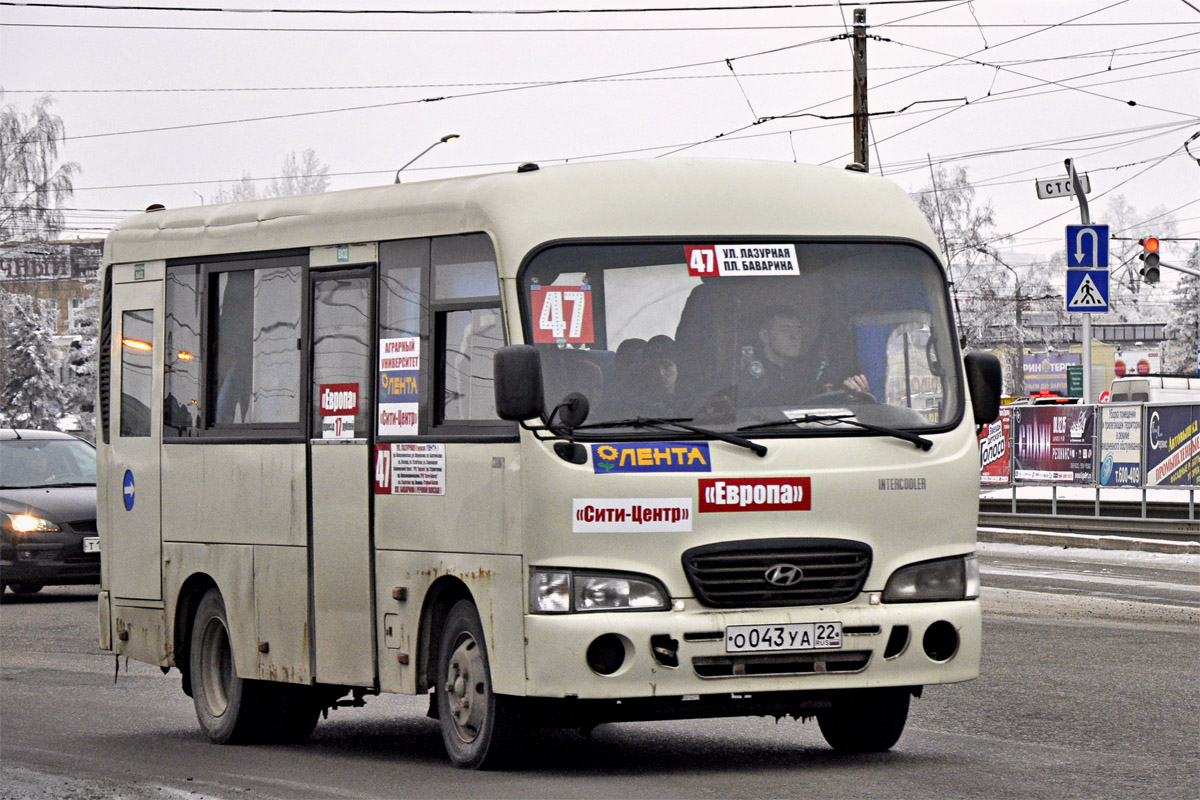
[{"xmin": 97, "ymin": 158, "xmax": 1000, "ymax": 768}]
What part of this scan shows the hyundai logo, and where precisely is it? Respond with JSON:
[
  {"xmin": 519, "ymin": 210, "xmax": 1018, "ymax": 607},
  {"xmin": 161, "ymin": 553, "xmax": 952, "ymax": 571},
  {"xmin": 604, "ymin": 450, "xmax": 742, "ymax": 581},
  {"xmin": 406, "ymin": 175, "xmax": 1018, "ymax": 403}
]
[{"xmin": 764, "ymin": 563, "xmax": 804, "ymax": 587}]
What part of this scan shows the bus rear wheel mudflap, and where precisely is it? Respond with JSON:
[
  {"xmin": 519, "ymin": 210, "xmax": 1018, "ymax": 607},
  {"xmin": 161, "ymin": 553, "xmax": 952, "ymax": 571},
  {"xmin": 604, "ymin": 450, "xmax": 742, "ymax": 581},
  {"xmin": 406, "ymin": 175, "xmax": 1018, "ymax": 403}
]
[
  {"xmin": 188, "ymin": 587, "xmax": 320, "ymax": 744},
  {"xmin": 436, "ymin": 599, "xmax": 524, "ymax": 769},
  {"xmin": 815, "ymin": 686, "xmax": 913, "ymax": 752}
]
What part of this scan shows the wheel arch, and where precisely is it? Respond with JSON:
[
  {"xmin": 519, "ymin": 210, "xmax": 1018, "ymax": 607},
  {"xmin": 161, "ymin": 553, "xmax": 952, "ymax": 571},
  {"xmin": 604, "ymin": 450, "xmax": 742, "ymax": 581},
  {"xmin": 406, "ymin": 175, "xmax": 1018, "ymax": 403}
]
[
  {"xmin": 416, "ymin": 576, "xmax": 474, "ymax": 694},
  {"xmin": 173, "ymin": 572, "xmax": 219, "ymax": 697}
]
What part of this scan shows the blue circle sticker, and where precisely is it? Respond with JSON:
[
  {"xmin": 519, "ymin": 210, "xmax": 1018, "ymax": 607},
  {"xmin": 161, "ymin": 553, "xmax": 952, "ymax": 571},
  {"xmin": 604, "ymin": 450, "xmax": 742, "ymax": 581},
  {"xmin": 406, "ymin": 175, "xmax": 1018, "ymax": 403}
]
[{"xmin": 123, "ymin": 469, "xmax": 135, "ymax": 511}]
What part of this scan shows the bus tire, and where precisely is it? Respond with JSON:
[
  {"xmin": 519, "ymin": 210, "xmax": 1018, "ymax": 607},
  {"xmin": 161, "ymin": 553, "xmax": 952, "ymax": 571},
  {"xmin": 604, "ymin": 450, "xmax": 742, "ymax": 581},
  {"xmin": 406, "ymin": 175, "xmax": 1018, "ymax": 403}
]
[
  {"xmin": 435, "ymin": 599, "xmax": 521, "ymax": 769},
  {"xmin": 816, "ymin": 688, "xmax": 910, "ymax": 753},
  {"xmin": 260, "ymin": 684, "xmax": 321, "ymax": 743},
  {"xmin": 189, "ymin": 588, "xmax": 267, "ymax": 744},
  {"xmin": 10, "ymin": 582, "xmax": 44, "ymax": 595}
]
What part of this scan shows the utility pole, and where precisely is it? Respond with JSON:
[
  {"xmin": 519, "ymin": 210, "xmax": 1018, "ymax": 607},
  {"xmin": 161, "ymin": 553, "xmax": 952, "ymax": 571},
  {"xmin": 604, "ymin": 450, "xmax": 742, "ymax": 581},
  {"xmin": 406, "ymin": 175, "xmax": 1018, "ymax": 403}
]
[
  {"xmin": 852, "ymin": 8, "xmax": 869, "ymax": 169},
  {"xmin": 1066, "ymin": 158, "xmax": 1093, "ymax": 402}
]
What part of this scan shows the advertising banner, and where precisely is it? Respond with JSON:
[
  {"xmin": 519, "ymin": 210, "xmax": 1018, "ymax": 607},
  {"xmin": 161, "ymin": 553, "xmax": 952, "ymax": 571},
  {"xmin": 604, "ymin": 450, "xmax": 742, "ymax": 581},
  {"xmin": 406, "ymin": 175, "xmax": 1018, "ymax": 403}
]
[
  {"xmin": 1144, "ymin": 404, "xmax": 1200, "ymax": 488},
  {"xmin": 1113, "ymin": 349, "xmax": 1160, "ymax": 378},
  {"xmin": 1023, "ymin": 353, "xmax": 1080, "ymax": 395},
  {"xmin": 1013, "ymin": 405, "xmax": 1095, "ymax": 484},
  {"xmin": 978, "ymin": 407, "xmax": 1012, "ymax": 485},
  {"xmin": 1097, "ymin": 404, "xmax": 1142, "ymax": 487}
]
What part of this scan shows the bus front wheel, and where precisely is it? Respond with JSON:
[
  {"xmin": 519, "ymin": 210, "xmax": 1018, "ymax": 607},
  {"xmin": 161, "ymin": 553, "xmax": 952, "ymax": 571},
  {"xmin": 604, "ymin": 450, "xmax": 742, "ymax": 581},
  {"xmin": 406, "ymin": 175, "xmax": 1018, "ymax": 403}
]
[
  {"xmin": 189, "ymin": 588, "xmax": 266, "ymax": 744},
  {"xmin": 435, "ymin": 599, "xmax": 521, "ymax": 769},
  {"xmin": 816, "ymin": 688, "xmax": 910, "ymax": 752}
]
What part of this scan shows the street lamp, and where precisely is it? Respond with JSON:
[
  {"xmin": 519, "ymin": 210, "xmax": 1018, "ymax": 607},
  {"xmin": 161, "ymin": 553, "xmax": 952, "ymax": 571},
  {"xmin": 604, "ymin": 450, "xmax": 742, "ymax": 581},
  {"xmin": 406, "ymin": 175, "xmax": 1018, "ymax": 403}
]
[{"xmin": 394, "ymin": 134, "xmax": 459, "ymax": 183}]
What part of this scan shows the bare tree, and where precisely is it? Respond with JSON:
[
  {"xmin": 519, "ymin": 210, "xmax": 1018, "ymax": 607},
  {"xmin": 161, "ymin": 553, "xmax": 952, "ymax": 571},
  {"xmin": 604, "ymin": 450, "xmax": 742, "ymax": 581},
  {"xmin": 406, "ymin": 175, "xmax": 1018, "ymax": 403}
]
[
  {"xmin": 0, "ymin": 91, "xmax": 79, "ymax": 243},
  {"xmin": 209, "ymin": 149, "xmax": 330, "ymax": 204}
]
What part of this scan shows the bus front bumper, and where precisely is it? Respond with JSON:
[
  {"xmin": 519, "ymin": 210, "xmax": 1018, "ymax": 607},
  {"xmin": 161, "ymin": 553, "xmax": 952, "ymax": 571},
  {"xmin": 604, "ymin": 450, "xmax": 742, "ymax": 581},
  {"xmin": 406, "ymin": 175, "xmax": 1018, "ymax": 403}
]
[{"xmin": 522, "ymin": 597, "xmax": 980, "ymax": 702}]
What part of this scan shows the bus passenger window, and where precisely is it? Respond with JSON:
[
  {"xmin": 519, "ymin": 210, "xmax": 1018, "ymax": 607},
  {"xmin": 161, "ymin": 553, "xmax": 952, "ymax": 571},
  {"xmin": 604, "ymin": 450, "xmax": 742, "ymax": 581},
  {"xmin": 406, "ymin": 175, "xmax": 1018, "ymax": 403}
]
[
  {"xmin": 120, "ymin": 309, "xmax": 154, "ymax": 437},
  {"xmin": 432, "ymin": 234, "xmax": 499, "ymax": 300},
  {"xmin": 379, "ymin": 239, "xmax": 425, "ymax": 339},
  {"xmin": 211, "ymin": 264, "xmax": 301, "ymax": 426},
  {"xmin": 164, "ymin": 265, "xmax": 203, "ymax": 436},
  {"xmin": 441, "ymin": 308, "xmax": 502, "ymax": 421}
]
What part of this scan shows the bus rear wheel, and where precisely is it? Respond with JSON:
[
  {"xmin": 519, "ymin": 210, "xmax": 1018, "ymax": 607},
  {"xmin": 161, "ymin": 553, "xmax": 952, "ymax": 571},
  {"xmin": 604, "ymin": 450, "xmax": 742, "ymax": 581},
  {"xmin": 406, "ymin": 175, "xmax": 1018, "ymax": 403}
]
[
  {"xmin": 816, "ymin": 688, "xmax": 911, "ymax": 753},
  {"xmin": 435, "ymin": 599, "xmax": 521, "ymax": 769},
  {"xmin": 189, "ymin": 588, "xmax": 267, "ymax": 744}
]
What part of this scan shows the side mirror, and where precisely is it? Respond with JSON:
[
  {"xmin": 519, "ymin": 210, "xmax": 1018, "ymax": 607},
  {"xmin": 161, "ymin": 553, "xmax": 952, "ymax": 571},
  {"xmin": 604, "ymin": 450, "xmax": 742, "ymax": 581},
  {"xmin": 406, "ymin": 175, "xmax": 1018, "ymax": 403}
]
[
  {"xmin": 964, "ymin": 352, "xmax": 1002, "ymax": 425},
  {"xmin": 552, "ymin": 391, "xmax": 590, "ymax": 430},
  {"xmin": 494, "ymin": 345, "xmax": 545, "ymax": 422}
]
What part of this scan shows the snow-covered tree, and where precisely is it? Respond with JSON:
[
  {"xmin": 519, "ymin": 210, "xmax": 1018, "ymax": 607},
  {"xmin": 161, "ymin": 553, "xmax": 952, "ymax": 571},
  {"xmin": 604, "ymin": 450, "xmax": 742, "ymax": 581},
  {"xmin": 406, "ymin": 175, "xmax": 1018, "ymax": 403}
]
[
  {"xmin": 0, "ymin": 91, "xmax": 78, "ymax": 243},
  {"xmin": 1162, "ymin": 243, "xmax": 1200, "ymax": 374},
  {"xmin": 63, "ymin": 276, "xmax": 100, "ymax": 437},
  {"xmin": 0, "ymin": 288, "xmax": 66, "ymax": 428},
  {"xmin": 209, "ymin": 149, "xmax": 330, "ymax": 204}
]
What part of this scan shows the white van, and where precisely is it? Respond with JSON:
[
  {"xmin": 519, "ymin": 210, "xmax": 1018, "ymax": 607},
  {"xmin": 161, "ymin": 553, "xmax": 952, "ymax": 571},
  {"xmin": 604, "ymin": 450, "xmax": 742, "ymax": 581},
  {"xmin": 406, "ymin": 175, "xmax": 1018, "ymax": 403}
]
[{"xmin": 1109, "ymin": 374, "xmax": 1200, "ymax": 403}]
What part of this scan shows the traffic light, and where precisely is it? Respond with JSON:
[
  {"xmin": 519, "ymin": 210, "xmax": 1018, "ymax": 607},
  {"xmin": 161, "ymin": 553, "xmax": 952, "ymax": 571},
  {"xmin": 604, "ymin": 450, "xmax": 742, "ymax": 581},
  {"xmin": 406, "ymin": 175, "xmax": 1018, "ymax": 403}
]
[{"xmin": 1138, "ymin": 237, "xmax": 1160, "ymax": 283}]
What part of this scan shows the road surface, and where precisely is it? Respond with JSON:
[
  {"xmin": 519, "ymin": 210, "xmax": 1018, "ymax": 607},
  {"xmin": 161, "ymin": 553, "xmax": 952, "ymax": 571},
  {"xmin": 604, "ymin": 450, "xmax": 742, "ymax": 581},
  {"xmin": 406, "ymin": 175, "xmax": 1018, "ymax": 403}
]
[{"xmin": 2, "ymin": 541, "xmax": 1196, "ymax": 799}]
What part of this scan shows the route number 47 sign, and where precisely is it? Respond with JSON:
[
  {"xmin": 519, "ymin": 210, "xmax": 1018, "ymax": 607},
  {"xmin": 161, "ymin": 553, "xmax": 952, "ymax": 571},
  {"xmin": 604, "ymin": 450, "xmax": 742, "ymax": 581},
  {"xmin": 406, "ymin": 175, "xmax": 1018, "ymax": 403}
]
[{"xmin": 531, "ymin": 285, "xmax": 595, "ymax": 344}]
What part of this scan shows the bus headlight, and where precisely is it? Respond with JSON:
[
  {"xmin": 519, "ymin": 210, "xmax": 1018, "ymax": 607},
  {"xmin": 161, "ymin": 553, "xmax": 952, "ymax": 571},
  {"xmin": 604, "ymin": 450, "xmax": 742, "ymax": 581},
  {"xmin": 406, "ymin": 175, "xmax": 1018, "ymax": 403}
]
[
  {"xmin": 530, "ymin": 569, "xmax": 669, "ymax": 613},
  {"xmin": 882, "ymin": 555, "xmax": 979, "ymax": 602}
]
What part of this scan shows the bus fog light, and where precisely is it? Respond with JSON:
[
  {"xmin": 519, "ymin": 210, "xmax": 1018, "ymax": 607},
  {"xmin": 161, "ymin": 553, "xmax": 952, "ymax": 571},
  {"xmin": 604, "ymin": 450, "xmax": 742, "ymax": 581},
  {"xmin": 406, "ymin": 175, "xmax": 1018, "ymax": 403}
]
[
  {"xmin": 586, "ymin": 633, "xmax": 630, "ymax": 676},
  {"xmin": 530, "ymin": 570, "xmax": 571, "ymax": 613},
  {"xmin": 922, "ymin": 620, "xmax": 959, "ymax": 662},
  {"xmin": 882, "ymin": 556, "xmax": 970, "ymax": 602}
]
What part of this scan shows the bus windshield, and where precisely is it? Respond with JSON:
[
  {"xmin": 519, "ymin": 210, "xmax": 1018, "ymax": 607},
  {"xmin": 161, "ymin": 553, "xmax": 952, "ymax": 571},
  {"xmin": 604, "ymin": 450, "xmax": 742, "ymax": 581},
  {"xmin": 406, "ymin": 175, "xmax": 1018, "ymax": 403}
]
[{"xmin": 521, "ymin": 240, "xmax": 962, "ymax": 434}]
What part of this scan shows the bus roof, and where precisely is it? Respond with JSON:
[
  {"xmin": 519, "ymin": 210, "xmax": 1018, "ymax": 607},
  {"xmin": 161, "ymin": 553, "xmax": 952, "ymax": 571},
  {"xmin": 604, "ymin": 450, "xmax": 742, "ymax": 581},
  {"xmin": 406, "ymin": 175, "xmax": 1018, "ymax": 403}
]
[{"xmin": 104, "ymin": 158, "xmax": 943, "ymax": 271}]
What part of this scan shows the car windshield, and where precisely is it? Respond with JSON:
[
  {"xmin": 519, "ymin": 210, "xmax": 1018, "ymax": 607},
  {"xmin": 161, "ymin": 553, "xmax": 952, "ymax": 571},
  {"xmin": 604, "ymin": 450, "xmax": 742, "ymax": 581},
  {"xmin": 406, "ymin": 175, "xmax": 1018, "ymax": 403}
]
[
  {"xmin": 0, "ymin": 438, "xmax": 97, "ymax": 488},
  {"xmin": 520, "ymin": 240, "xmax": 962, "ymax": 435}
]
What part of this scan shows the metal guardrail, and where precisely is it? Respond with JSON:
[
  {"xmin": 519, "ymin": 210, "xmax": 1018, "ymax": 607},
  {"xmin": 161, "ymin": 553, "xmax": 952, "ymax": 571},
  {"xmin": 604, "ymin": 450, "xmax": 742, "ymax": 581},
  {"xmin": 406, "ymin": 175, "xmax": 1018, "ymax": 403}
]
[{"xmin": 978, "ymin": 498, "xmax": 1200, "ymax": 542}]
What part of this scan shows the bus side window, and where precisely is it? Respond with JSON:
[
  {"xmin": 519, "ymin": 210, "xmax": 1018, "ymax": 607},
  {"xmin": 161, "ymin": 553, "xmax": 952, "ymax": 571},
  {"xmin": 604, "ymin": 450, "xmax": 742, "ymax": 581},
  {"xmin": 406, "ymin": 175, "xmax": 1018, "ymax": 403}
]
[
  {"xmin": 208, "ymin": 261, "xmax": 303, "ymax": 429},
  {"xmin": 430, "ymin": 234, "xmax": 506, "ymax": 428},
  {"xmin": 120, "ymin": 309, "xmax": 155, "ymax": 437},
  {"xmin": 164, "ymin": 265, "xmax": 203, "ymax": 436}
]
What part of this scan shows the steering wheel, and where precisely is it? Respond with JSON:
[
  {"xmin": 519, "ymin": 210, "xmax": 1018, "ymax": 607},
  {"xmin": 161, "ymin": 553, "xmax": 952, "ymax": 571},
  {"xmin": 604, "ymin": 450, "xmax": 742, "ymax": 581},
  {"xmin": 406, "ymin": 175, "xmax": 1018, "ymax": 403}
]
[{"xmin": 800, "ymin": 387, "xmax": 877, "ymax": 406}]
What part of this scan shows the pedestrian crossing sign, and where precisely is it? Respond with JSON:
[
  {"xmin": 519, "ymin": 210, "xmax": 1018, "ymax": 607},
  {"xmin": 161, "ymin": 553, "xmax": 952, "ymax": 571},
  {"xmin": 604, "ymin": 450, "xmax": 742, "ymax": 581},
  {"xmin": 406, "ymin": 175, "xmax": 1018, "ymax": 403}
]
[{"xmin": 1066, "ymin": 268, "xmax": 1109, "ymax": 313}]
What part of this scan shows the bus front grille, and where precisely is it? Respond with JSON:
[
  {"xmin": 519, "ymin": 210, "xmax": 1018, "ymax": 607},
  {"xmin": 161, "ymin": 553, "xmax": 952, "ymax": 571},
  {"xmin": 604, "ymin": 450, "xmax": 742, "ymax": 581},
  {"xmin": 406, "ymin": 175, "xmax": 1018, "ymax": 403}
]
[
  {"xmin": 692, "ymin": 650, "xmax": 872, "ymax": 678},
  {"xmin": 681, "ymin": 538, "xmax": 872, "ymax": 608}
]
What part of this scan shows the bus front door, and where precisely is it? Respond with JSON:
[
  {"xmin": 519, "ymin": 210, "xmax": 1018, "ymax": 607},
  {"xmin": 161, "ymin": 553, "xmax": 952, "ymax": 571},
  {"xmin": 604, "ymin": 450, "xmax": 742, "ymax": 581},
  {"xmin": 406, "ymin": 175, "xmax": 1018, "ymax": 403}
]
[
  {"xmin": 308, "ymin": 269, "xmax": 376, "ymax": 687},
  {"xmin": 107, "ymin": 268, "xmax": 164, "ymax": 603}
]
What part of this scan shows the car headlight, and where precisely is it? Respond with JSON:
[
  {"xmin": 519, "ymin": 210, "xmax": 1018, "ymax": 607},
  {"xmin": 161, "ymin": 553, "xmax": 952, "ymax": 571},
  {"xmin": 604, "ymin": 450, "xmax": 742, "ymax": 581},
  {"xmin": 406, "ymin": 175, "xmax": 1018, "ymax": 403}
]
[
  {"xmin": 882, "ymin": 555, "xmax": 978, "ymax": 602},
  {"xmin": 2, "ymin": 512, "xmax": 61, "ymax": 534},
  {"xmin": 530, "ymin": 569, "xmax": 669, "ymax": 613}
]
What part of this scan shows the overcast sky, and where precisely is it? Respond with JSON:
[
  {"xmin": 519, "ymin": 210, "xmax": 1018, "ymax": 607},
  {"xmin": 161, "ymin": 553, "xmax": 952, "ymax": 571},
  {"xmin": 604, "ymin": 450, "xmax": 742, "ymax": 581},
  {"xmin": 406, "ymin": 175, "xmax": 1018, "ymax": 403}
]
[{"xmin": 3, "ymin": 0, "xmax": 1198, "ymax": 277}]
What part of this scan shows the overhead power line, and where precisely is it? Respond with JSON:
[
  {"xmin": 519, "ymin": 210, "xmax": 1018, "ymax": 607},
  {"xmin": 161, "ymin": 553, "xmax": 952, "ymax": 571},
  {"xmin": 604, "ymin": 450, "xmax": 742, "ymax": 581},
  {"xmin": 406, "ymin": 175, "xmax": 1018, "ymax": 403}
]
[{"xmin": 0, "ymin": 0, "xmax": 968, "ymax": 14}]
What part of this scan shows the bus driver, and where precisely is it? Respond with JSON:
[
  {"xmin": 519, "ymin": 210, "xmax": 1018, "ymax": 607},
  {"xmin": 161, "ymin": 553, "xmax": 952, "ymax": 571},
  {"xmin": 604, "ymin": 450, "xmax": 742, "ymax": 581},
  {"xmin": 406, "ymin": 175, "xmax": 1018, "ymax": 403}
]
[{"xmin": 740, "ymin": 305, "xmax": 870, "ymax": 407}]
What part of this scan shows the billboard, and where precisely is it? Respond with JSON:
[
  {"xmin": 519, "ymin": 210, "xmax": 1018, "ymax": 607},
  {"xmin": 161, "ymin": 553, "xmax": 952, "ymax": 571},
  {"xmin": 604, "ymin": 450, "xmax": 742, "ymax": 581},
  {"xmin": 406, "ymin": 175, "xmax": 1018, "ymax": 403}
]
[
  {"xmin": 1023, "ymin": 353, "xmax": 1080, "ymax": 395},
  {"xmin": 978, "ymin": 407, "xmax": 1011, "ymax": 485},
  {"xmin": 1097, "ymin": 404, "xmax": 1142, "ymax": 487},
  {"xmin": 1144, "ymin": 404, "xmax": 1200, "ymax": 488},
  {"xmin": 1113, "ymin": 350, "xmax": 1160, "ymax": 378},
  {"xmin": 1013, "ymin": 405, "xmax": 1095, "ymax": 484}
]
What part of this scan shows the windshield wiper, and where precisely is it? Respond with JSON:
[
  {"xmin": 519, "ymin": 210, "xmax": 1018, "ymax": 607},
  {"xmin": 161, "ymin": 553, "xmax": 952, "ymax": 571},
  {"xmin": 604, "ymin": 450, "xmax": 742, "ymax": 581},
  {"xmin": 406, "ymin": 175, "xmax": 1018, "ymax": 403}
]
[
  {"xmin": 738, "ymin": 413, "xmax": 933, "ymax": 451},
  {"xmin": 9, "ymin": 481, "xmax": 96, "ymax": 489},
  {"xmin": 576, "ymin": 416, "xmax": 767, "ymax": 457}
]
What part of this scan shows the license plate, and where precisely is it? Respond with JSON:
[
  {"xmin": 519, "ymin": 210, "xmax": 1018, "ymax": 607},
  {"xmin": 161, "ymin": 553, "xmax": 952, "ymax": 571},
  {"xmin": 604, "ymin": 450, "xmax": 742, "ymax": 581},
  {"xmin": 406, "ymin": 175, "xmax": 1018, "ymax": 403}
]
[
  {"xmin": 83, "ymin": 537, "xmax": 100, "ymax": 554},
  {"xmin": 725, "ymin": 622, "xmax": 842, "ymax": 653}
]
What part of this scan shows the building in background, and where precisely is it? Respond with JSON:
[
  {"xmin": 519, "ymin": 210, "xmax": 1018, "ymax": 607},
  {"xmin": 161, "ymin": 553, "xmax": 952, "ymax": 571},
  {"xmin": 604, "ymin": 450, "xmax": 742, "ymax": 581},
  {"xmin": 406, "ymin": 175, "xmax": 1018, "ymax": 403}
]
[{"xmin": 1, "ymin": 239, "xmax": 101, "ymax": 342}]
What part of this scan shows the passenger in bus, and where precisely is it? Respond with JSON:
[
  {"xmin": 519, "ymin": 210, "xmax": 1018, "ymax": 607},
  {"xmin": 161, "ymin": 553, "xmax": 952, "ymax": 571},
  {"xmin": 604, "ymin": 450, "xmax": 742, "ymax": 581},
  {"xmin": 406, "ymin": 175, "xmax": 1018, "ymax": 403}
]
[
  {"xmin": 739, "ymin": 306, "xmax": 869, "ymax": 407},
  {"xmin": 635, "ymin": 335, "xmax": 680, "ymax": 414}
]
